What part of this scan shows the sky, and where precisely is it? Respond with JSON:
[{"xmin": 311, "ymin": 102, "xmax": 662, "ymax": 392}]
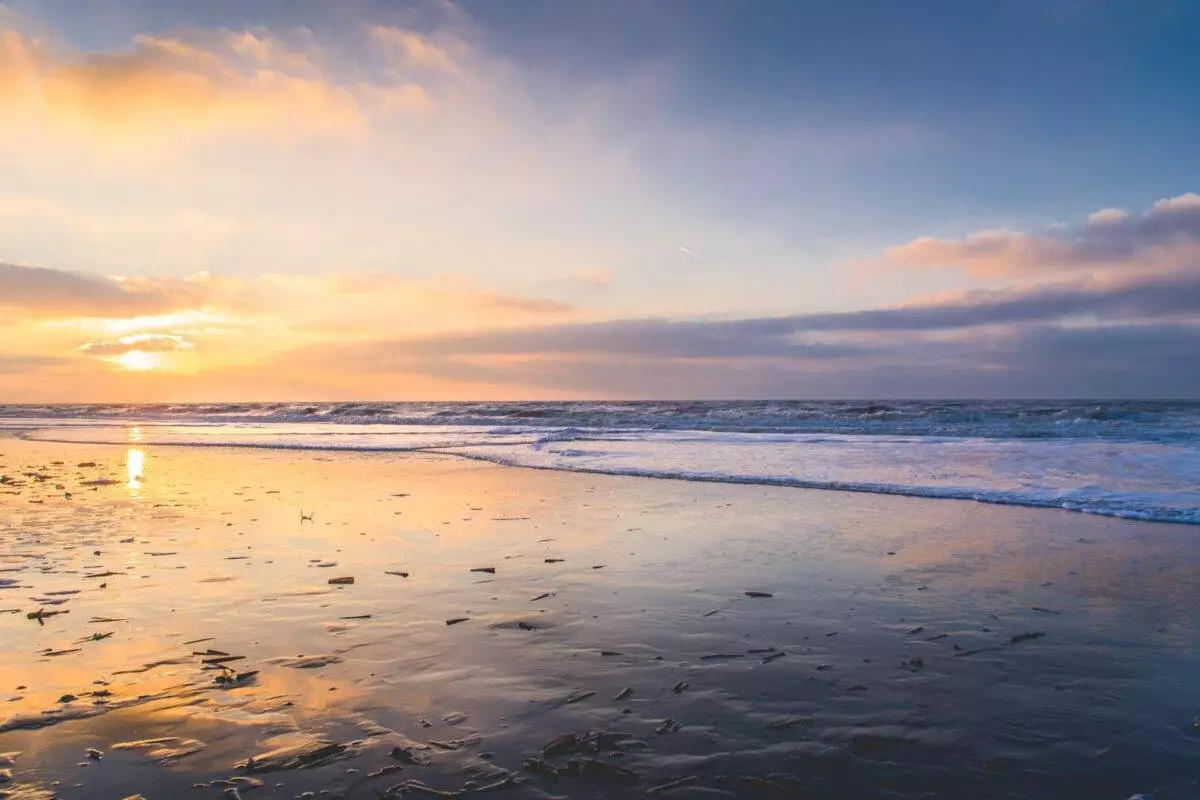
[{"xmin": 1, "ymin": 0, "xmax": 1199, "ymax": 400}]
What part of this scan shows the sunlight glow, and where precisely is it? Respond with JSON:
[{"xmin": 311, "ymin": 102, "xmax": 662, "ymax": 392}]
[{"xmin": 115, "ymin": 350, "xmax": 161, "ymax": 371}]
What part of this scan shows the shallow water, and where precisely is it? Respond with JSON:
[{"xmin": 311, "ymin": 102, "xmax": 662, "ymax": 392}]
[{"xmin": 1, "ymin": 437, "xmax": 1198, "ymax": 799}]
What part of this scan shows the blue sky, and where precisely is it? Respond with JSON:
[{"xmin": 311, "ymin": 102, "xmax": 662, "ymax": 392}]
[{"xmin": 1, "ymin": 1, "xmax": 1199, "ymax": 399}]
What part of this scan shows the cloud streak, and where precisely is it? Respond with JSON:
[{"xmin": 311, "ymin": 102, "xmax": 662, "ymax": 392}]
[
  {"xmin": 271, "ymin": 322, "xmax": 1200, "ymax": 399},
  {"xmin": 257, "ymin": 262, "xmax": 1200, "ymax": 398},
  {"xmin": 306, "ymin": 268, "xmax": 1200, "ymax": 366}
]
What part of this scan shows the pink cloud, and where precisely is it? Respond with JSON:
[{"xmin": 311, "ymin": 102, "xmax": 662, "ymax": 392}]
[{"xmin": 882, "ymin": 193, "xmax": 1200, "ymax": 277}]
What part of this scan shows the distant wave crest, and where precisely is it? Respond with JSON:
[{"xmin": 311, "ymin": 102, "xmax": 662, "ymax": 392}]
[{"xmin": 1, "ymin": 400, "xmax": 1197, "ymax": 442}]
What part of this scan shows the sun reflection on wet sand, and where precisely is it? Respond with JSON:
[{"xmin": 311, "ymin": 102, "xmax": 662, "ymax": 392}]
[{"xmin": 126, "ymin": 447, "xmax": 145, "ymax": 490}]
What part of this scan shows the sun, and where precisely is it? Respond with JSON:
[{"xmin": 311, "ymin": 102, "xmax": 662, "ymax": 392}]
[{"xmin": 115, "ymin": 350, "xmax": 161, "ymax": 371}]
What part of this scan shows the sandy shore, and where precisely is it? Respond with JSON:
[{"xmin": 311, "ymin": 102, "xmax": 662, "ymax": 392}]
[{"xmin": 1, "ymin": 436, "xmax": 1198, "ymax": 799}]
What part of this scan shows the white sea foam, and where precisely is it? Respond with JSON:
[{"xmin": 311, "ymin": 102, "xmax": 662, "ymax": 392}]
[{"xmin": 441, "ymin": 431, "xmax": 1200, "ymax": 524}]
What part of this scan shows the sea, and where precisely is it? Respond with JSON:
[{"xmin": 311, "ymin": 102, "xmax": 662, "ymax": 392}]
[{"xmin": 2, "ymin": 400, "xmax": 1199, "ymax": 525}]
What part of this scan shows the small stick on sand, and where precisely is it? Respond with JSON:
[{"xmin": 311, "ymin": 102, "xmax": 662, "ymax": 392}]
[
  {"xmin": 563, "ymin": 691, "xmax": 595, "ymax": 704},
  {"xmin": 647, "ymin": 775, "xmax": 700, "ymax": 795}
]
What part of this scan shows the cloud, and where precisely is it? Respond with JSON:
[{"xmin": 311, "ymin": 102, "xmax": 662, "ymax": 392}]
[
  {"xmin": 1, "ymin": 259, "xmax": 581, "ymax": 377},
  {"xmin": 370, "ymin": 26, "xmax": 463, "ymax": 74},
  {"xmin": 340, "ymin": 322, "xmax": 868, "ymax": 363},
  {"xmin": 6, "ymin": 255, "xmax": 1200, "ymax": 399},
  {"xmin": 0, "ymin": 260, "xmax": 204, "ymax": 315},
  {"xmin": 295, "ymin": 267, "xmax": 1200, "ymax": 367},
  {"xmin": 0, "ymin": 26, "xmax": 430, "ymax": 146},
  {"xmin": 1, "ymin": 261, "xmax": 575, "ymax": 326},
  {"xmin": 0, "ymin": 5, "xmax": 834, "ymax": 311},
  {"xmin": 250, "ymin": 263, "xmax": 1200, "ymax": 398},
  {"xmin": 0, "ymin": 353, "xmax": 66, "ymax": 374},
  {"xmin": 776, "ymin": 270, "xmax": 1200, "ymax": 332},
  {"xmin": 267, "ymin": 321, "xmax": 1200, "ymax": 399},
  {"xmin": 883, "ymin": 193, "xmax": 1200, "ymax": 276},
  {"xmin": 78, "ymin": 333, "xmax": 195, "ymax": 357},
  {"xmin": 284, "ymin": 272, "xmax": 577, "ymax": 335},
  {"xmin": 476, "ymin": 293, "xmax": 573, "ymax": 314}
]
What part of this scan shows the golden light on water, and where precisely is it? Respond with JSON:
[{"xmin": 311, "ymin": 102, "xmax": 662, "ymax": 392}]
[{"xmin": 127, "ymin": 448, "xmax": 145, "ymax": 489}]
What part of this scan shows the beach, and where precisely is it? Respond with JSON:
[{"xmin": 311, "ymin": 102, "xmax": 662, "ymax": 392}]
[
  {"xmin": 4, "ymin": 0, "xmax": 1198, "ymax": 795},
  {"xmin": 1, "ymin": 435, "xmax": 1198, "ymax": 799}
]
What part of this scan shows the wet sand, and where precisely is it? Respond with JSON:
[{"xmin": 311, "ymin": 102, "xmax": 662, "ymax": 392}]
[{"xmin": 1, "ymin": 436, "xmax": 1198, "ymax": 799}]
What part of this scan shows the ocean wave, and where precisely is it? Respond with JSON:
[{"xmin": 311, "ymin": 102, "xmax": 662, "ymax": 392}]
[
  {"xmin": 8, "ymin": 420, "xmax": 1200, "ymax": 527},
  {"xmin": 2, "ymin": 400, "xmax": 1199, "ymax": 442}
]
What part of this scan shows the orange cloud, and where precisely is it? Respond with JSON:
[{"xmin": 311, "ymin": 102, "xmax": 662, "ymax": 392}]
[{"xmin": 0, "ymin": 26, "xmax": 430, "ymax": 145}]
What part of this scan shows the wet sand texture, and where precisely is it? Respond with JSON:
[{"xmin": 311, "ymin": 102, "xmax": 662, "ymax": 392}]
[{"xmin": 1, "ymin": 437, "xmax": 1199, "ymax": 799}]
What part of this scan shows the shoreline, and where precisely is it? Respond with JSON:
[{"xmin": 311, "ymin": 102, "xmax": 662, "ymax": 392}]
[
  {"xmin": 1, "ymin": 438, "xmax": 1197, "ymax": 799},
  {"xmin": 6, "ymin": 430, "xmax": 1193, "ymax": 528}
]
